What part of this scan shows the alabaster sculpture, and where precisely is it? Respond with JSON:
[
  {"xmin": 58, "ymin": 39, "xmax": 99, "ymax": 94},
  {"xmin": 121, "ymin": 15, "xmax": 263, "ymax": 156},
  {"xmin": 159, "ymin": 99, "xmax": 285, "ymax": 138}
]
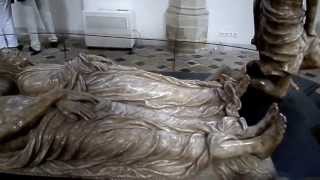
[
  {"xmin": 0, "ymin": 54, "xmax": 286, "ymax": 180},
  {"xmin": 252, "ymin": 0, "xmax": 320, "ymax": 97}
]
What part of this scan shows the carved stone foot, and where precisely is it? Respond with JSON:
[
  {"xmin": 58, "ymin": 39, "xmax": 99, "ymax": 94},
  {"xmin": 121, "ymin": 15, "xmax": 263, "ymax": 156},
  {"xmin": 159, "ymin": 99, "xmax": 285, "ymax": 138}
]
[
  {"xmin": 255, "ymin": 104, "xmax": 287, "ymax": 159},
  {"xmin": 243, "ymin": 103, "xmax": 282, "ymax": 138},
  {"xmin": 247, "ymin": 61, "xmax": 291, "ymax": 98}
]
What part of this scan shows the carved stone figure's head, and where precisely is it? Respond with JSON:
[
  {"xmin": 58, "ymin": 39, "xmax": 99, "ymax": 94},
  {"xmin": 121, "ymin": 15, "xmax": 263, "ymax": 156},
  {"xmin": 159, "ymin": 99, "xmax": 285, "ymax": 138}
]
[{"xmin": 0, "ymin": 53, "xmax": 33, "ymax": 80}]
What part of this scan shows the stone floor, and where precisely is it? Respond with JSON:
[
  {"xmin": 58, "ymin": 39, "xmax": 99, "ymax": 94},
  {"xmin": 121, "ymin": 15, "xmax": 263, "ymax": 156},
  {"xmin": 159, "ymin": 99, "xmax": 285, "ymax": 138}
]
[
  {"xmin": 18, "ymin": 37, "xmax": 320, "ymax": 95},
  {"xmin": 25, "ymin": 38, "xmax": 255, "ymax": 71}
]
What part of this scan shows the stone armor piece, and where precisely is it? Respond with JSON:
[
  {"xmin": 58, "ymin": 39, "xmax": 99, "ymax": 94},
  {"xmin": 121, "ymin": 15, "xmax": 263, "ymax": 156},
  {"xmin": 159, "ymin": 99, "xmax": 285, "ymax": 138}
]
[
  {"xmin": 252, "ymin": 0, "xmax": 320, "ymax": 97},
  {"xmin": 0, "ymin": 54, "xmax": 286, "ymax": 180}
]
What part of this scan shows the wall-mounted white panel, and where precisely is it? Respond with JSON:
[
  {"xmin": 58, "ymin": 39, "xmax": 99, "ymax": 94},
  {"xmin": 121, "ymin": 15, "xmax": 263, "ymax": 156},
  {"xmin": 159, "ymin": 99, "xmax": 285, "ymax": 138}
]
[{"xmin": 83, "ymin": 0, "xmax": 132, "ymax": 11}]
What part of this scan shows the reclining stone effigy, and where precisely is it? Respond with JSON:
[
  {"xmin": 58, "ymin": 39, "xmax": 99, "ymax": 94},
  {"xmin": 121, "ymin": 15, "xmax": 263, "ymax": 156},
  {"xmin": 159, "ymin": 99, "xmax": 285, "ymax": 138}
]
[{"xmin": 0, "ymin": 54, "xmax": 286, "ymax": 180}]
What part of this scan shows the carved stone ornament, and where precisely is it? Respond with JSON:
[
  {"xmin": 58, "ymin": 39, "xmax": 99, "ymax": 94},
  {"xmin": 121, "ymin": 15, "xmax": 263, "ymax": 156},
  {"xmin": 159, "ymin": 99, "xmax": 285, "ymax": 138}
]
[{"xmin": 0, "ymin": 54, "xmax": 286, "ymax": 180}]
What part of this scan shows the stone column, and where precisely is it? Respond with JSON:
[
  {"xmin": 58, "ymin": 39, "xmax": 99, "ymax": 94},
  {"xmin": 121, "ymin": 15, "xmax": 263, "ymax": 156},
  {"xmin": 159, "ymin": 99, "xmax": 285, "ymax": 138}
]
[{"xmin": 166, "ymin": 0, "xmax": 209, "ymax": 54}]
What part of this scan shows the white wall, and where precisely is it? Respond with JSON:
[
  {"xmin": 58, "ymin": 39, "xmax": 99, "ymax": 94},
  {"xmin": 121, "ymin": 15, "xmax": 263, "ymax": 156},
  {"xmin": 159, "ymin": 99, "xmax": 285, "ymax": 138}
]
[
  {"xmin": 12, "ymin": 0, "xmax": 255, "ymax": 45},
  {"xmin": 132, "ymin": 0, "xmax": 169, "ymax": 40},
  {"xmin": 208, "ymin": 0, "xmax": 254, "ymax": 45},
  {"xmin": 82, "ymin": 0, "xmax": 254, "ymax": 44}
]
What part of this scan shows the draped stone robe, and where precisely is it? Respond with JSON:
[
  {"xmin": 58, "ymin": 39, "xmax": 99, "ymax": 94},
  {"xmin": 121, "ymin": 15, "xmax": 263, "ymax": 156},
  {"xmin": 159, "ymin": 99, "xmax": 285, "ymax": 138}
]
[
  {"xmin": 255, "ymin": 0, "xmax": 308, "ymax": 74},
  {"xmin": 0, "ymin": 55, "xmax": 271, "ymax": 179}
]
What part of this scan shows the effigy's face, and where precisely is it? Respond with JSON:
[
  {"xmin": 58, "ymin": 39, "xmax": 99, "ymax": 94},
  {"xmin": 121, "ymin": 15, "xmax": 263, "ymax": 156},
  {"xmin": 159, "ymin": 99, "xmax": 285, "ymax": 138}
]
[
  {"xmin": 15, "ymin": 58, "xmax": 33, "ymax": 69},
  {"xmin": 0, "ymin": 54, "xmax": 33, "ymax": 75}
]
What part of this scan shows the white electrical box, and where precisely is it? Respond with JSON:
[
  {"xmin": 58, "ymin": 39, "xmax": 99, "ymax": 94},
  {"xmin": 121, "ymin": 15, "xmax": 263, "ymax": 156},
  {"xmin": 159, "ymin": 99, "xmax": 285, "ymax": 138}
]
[{"xmin": 83, "ymin": 9, "xmax": 136, "ymax": 48}]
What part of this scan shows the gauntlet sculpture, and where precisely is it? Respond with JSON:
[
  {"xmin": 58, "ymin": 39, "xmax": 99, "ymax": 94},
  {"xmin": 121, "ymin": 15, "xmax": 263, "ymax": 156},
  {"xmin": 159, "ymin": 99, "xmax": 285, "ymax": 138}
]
[
  {"xmin": 252, "ymin": 0, "xmax": 320, "ymax": 97},
  {"xmin": 0, "ymin": 54, "xmax": 286, "ymax": 180}
]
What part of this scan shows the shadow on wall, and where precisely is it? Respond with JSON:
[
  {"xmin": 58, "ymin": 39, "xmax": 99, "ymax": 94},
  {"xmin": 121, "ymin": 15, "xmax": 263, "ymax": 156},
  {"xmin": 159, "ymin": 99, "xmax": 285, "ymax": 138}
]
[
  {"xmin": 50, "ymin": 0, "xmax": 68, "ymax": 34},
  {"xmin": 49, "ymin": 0, "xmax": 84, "ymax": 34},
  {"xmin": 12, "ymin": 0, "xmax": 84, "ymax": 35}
]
